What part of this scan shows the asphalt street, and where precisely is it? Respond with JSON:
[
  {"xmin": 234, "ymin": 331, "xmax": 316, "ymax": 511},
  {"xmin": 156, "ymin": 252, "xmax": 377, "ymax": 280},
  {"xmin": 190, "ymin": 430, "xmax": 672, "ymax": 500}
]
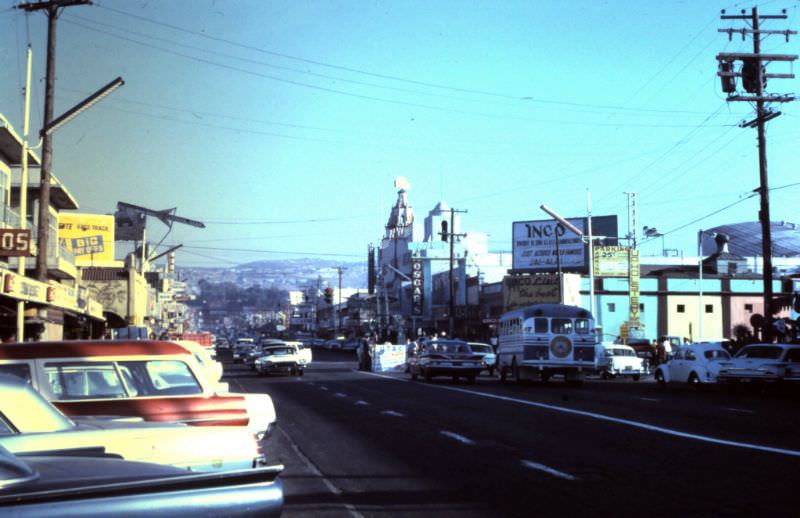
[{"xmin": 223, "ymin": 349, "xmax": 800, "ymax": 518}]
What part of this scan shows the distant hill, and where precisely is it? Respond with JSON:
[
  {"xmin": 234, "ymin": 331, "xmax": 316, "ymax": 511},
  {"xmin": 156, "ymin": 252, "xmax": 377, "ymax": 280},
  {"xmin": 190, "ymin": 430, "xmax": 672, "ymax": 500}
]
[{"xmin": 178, "ymin": 258, "xmax": 368, "ymax": 291}]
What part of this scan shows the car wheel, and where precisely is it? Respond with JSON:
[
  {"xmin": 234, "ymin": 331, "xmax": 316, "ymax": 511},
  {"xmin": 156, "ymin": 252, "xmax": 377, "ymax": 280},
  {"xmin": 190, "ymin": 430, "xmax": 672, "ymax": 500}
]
[
  {"xmin": 424, "ymin": 369, "xmax": 432, "ymax": 382},
  {"xmin": 689, "ymin": 372, "xmax": 701, "ymax": 389},
  {"xmin": 290, "ymin": 368, "xmax": 296, "ymax": 376},
  {"xmin": 632, "ymin": 374, "xmax": 641, "ymax": 382},
  {"xmin": 499, "ymin": 364, "xmax": 507, "ymax": 383},
  {"xmin": 601, "ymin": 371, "xmax": 611, "ymax": 380},
  {"xmin": 411, "ymin": 371, "xmax": 418, "ymax": 381},
  {"xmin": 467, "ymin": 375, "xmax": 476, "ymax": 385},
  {"xmin": 655, "ymin": 370, "xmax": 666, "ymax": 389}
]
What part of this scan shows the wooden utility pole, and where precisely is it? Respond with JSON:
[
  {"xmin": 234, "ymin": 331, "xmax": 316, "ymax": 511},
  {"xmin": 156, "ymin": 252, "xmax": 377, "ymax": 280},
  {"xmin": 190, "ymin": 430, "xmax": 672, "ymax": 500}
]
[
  {"xmin": 336, "ymin": 266, "xmax": 346, "ymax": 333},
  {"xmin": 717, "ymin": 8, "xmax": 796, "ymax": 339},
  {"xmin": 16, "ymin": 0, "xmax": 92, "ymax": 281},
  {"xmin": 439, "ymin": 208, "xmax": 467, "ymax": 338}
]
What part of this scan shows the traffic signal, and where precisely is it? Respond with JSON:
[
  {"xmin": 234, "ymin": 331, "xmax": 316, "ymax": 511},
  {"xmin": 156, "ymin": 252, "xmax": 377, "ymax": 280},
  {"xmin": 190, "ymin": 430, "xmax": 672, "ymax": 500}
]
[
  {"xmin": 718, "ymin": 61, "xmax": 736, "ymax": 93},
  {"xmin": 741, "ymin": 59, "xmax": 766, "ymax": 94},
  {"xmin": 324, "ymin": 287, "xmax": 334, "ymax": 304}
]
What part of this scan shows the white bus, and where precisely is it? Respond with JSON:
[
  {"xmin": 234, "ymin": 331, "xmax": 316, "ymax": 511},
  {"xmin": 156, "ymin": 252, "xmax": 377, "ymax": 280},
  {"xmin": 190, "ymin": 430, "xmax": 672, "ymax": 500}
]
[{"xmin": 497, "ymin": 303, "xmax": 597, "ymax": 385}]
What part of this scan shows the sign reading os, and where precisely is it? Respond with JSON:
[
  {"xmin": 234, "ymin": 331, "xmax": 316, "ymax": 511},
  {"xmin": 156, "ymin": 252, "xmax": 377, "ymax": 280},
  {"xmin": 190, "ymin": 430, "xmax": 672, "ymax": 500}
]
[{"xmin": 0, "ymin": 229, "xmax": 32, "ymax": 257}]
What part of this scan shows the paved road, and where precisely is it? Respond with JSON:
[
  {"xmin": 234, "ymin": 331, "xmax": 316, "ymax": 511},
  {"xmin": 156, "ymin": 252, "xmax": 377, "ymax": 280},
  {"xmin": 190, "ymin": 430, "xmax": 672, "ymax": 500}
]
[{"xmin": 223, "ymin": 350, "xmax": 800, "ymax": 517}]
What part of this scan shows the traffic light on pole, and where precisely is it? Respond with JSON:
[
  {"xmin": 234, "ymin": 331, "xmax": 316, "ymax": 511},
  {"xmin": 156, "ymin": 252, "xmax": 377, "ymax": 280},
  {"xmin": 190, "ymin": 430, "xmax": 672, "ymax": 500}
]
[{"xmin": 324, "ymin": 287, "xmax": 334, "ymax": 304}]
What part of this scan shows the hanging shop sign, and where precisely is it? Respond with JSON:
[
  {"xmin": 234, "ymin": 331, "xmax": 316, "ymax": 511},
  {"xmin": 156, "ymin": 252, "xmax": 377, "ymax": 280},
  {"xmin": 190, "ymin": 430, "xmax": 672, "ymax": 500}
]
[
  {"xmin": 58, "ymin": 213, "xmax": 115, "ymax": 266},
  {"xmin": 0, "ymin": 229, "xmax": 32, "ymax": 257}
]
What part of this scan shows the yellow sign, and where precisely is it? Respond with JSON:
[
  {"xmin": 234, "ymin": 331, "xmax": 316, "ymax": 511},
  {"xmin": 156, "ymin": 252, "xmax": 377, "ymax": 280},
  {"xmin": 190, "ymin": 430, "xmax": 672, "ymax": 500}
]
[
  {"xmin": 58, "ymin": 213, "xmax": 115, "ymax": 266},
  {"xmin": 593, "ymin": 246, "xmax": 630, "ymax": 277}
]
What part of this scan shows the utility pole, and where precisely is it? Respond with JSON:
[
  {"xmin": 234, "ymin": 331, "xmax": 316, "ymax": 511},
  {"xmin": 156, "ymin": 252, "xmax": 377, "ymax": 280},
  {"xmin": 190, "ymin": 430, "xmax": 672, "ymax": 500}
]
[
  {"xmin": 623, "ymin": 191, "xmax": 637, "ymax": 249},
  {"xmin": 717, "ymin": 8, "xmax": 796, "ymax": 340},
  {"xmin": 17, "ymin": 0, "xmax": 92, "ymax": 281},
  {"xmin": 336, "ymin": 266, "xmax": 347, "ymax": 333},
  {"xmin": 439, "ymin": 208, "xmax": 467, "ymax": 338}
]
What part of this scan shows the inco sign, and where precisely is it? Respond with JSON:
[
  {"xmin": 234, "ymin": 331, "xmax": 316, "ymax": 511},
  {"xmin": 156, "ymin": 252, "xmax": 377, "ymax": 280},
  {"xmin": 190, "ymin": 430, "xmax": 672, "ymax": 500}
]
[
  {"xmin": 411, "ymin": 259, "xmax": 424, "ymax": 316},
  {"xmin": 0, "ymin": 229, "xmax": 32, "ymax": 257}
]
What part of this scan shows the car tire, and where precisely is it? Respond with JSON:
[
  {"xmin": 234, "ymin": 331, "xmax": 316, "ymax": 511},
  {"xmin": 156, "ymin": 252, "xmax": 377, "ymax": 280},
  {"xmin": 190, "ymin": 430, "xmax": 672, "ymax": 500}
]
[
  {"xmin": 602, "ymin": 371, "xmax": 611, "ymax": 380},
  {"xmin": 689, "ymin": 372, "xmax": 701, "ymax": 389},
  {"xmin": 488, "ymin": 367, "xmax": 495, "ymax": 377},
  {"xmin": 499, "ymin": 364, "xmax": 507, "ymax": 383},
  {"xmin": 632, "ymin": 374, "xmax": 641, "ymax": 382},
  {"xmin": 411, "ymin": 371, "xmax": 418, "ymax": 381},
  {"xmin": 452, "ymin": 375, "xmax": 459, "ymax": 383},
  {"xmin": 655, "ymin": 370, "xmax": 666, "ymax": 389},
  {"xmin": 467, "ymin": 375, "xmax": 476, "ymax": 385}
]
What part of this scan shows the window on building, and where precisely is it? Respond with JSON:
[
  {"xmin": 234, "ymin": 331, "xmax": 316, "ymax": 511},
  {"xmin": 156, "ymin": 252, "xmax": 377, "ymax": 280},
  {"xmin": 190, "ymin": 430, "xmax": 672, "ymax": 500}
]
[
  {"xmin": 677, "ymin": 304, "xmax": 685, "ymax": 313},
  {"xmin": 639, "ymin": 303, "xmax": 645, "ymax": 312},
  {"xmin": 744, "ymin": 303, "xmax": 753, "ymax": 313},
  {"xmin": 440, "ymin": 221, "xmax": 448, "ymax": 242},
  {"xmin": 705, "ymin": 304, "xmax": 713, "ymax": 314},
  {"xmin": 607, "ymin": 302, "xmax": 616, "ymax": 312}
]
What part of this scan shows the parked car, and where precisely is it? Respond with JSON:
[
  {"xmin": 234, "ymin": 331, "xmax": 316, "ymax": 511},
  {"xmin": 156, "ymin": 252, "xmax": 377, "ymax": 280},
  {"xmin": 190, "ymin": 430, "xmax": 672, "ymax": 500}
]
[
  {"xmin": 408, "ymin": 339, "xmax": 484, "ymax": 384},
  {"xmin": 0, "ymin": 445, "xmax": 284, "ymax": 517},
  {"xmin": 467, "ymin": 342, "xmax": 497, "ymax": 376},
  {"xmin": 232, "ymin": 339, "xmax": 256, "ymax": 362},
  {"xmin": 0, "ymin": 340, "xmax": 277, "ymax": 441},
  {"xmin": 254, "ymin": 346, "xmax": 306, "ymax": 376},
  {"xmin": 595, "ymin": 343, "xmax": 646, "ymax": 381},
  {"xmin": 284, "ymin": 341, "xmax": 313, "ymax": 365},
  {"xmin": 173, "ymin": 340, "xmax": 225, "ymax": 387},
  {"xmin": 716, "ymin": 343, "xmax": 800, "ymax": 385},
  {"xmin": 0, "ymin": 375, "xmax": 265, "ymax": 472},
  {"xmin": 324, "ymin": 338, "xmax": 344, "ymax": 351},
  {"xmin": 654, "ymin": 342, "xmax": 733, "ymax": 388}
]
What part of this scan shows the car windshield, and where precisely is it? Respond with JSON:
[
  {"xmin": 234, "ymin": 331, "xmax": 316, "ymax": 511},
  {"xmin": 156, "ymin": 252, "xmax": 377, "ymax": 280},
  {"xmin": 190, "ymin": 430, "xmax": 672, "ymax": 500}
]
[
  {"xmin": 263, "ymin": 348, "xmax": 292, "ymax": 356},
  {"xmin": 736, "ymin": 346, "xmax": 783, "ymax": 360},
  {"xmin": 429, "ymin": 342, "xmax": 469, "ymax": 354},
  {"xmin": 608, "ymin": 348, "xmax": 635, "ymax": 357},
  {"xmin": 469, "ymin": 344, "xmax": 492, "ymax": 354},
  {"xmin": 704, "ymin": 349, "xmax": 731, "ymax": 360}
]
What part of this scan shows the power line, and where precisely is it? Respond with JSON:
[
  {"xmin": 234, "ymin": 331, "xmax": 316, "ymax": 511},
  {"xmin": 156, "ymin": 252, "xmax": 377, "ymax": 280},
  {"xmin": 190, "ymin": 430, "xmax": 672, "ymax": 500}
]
[
  {"xmin": 178, "ymin": 245, "xmax": 364, "ymax": 259},
  {"xmin": 62, "ymin": 18, "xmax": 738, "ymax": 130},
  {"xmin": 89, "ymin": 2, "xmax": 735, "ymax": 117}
]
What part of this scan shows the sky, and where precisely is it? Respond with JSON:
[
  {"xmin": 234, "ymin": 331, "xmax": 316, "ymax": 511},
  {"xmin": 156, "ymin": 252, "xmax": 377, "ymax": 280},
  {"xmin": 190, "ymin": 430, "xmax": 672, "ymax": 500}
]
[{"xmin": 0, "ymin": 0, "xmax": 798, "ymax": 268}]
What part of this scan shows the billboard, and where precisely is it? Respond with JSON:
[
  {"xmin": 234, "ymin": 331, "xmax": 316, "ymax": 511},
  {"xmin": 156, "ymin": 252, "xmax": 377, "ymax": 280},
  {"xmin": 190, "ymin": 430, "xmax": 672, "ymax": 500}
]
[
  {"xmin": 593, "ymin": 246, "xmax": 630, "ymax": 277},
  {"xmin": 58, "ymin": 213, "xmax": 115, "ymax": 266},
  {"xmin": 512, "ymin": 215, "xmax": 618, "ymax": 274}
]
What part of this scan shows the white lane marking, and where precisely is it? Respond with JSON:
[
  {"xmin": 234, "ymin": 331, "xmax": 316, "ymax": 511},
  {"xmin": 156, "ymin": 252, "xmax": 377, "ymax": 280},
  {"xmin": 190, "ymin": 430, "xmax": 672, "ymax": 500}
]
[
  {"xmin": 440, "ymin": 431, "xmax": 476, "ymax": 446},
  {"xmin": 334, "ymin": 392, "xmax": 347, "ymax": 398},
  {"xmin": 319, "ymin": 386, "xmax": 329, "ymax": 391},
  {"xmin": 360, "ymin": 371, "xmax": 800, "ymax": 458},
  {"xmin": 725, "ymin": 407, "xmax": 755, "ymax": 414},
  {"xmin": 355, "ymin": 400, "xmax": 370, "ymax": 406},
  {"xmin": 521, "ymin": 460, "xmax": 578, "ymax": 481},
  {"xmin": 276, "ymin": 426, "xmax": 363, "ymax": 518},
  {"xmin": 380, "ymin": 410, "xmax": 406, "ymax": 417},
  {"xmin": 639, "ymin": 397, "xmax": 660, "ymax": 402}
]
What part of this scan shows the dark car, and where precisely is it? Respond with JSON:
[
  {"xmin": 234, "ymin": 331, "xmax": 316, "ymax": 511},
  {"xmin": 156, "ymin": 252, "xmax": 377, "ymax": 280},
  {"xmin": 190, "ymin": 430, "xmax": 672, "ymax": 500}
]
[
  {"xmin": 407, "ymin": 339, "xmax": 484, "ymax": 384},
  {"xmin": 0, "ymin": 445, "xmax": 284, "ymax": 517}
]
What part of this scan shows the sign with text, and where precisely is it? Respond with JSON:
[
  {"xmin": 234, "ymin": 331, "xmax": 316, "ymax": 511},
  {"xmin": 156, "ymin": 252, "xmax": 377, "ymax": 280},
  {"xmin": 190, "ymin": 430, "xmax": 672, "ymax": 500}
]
[
  {"xmin": 512, "ymin": 215, "xmax": 618, "ymax": 274},
  {"xmin": 0, "ymin": 229, "xmax": 32, "ymax": 257},
  {"xmin": 58, "ymin": 213, "xmax": 115, "ymax": 266},
  {"xmin": 503, "ymin": 274, "xmax": 561, "ymax": 311},
  {"xmin": 593, "ymin": 246, "xmax": 630, "ymax": 277},
  {"xmin": 411, "ymin": 259, "xmax": 424, "ymax": 316},
  {"xmin": 371, "ymin": 344, "xmax": 407, "ymax": 372}
]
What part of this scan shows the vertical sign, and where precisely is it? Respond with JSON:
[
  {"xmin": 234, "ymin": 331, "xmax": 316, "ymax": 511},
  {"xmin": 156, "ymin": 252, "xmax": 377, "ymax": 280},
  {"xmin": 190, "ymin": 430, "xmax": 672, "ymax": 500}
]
[
  {"xmin": 628, "ymin": 248, "xmax": 641, "ymax": 323},
  {"xmin": 411, "ymin": 259, "xmax": 424, "ymax": 316}
]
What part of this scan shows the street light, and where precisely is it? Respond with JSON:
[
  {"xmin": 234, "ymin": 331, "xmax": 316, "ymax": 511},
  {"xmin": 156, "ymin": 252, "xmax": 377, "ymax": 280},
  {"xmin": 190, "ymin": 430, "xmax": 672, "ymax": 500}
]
[{"xmin": 41, "ymin": 77, "xmax": 124, "ymax": 137}]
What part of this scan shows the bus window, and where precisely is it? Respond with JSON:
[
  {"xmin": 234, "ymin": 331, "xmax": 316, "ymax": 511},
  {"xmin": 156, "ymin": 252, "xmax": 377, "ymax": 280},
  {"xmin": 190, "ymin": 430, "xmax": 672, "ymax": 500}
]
[
  {"xmin": 575, "ymin": 319, "xmax": 590, "ymax": 334},
  {"xmin": 534, "ymin": 318, "xmax": 548, "ymax": 334},
  {"xmin": 551, "ymin": 318, "xmax": 573, "ymax": 334}
]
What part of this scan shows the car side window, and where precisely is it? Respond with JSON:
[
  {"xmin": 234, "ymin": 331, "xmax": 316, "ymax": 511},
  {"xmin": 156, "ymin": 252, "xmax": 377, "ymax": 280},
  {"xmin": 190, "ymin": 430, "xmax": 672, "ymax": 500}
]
[
  {"xmin": 44, "ymin": 363, "xmax": 127, "ymax": 400},
  {"xmin": 118, "ymin": 360, "xmax": 202, "ymax": 396},
  {"xmin": 673, "ymin": 350, "xmax": 683, "ymax": 360},
  {"xmin": 684, "ymin": 350, "xmax": 696, "ymax": 361},
  {"xmin": 0, "ymin": 363, "xmax": 32, "ymax": 383}
]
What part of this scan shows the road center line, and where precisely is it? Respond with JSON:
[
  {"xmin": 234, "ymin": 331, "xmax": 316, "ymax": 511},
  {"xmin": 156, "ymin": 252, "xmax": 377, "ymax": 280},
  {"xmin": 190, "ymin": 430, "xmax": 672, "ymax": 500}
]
[
  {"xmin": 380, "ymin": 410, "xmax": 406, "ymax": 417},
  {"xmin": 361, "ymin": 371, "xmax": 800, "ymax": 458},
  {"xmin": 521, "ymin": 460, "xmax": 578, "ymax": 481},
  {"xmin": 354, "ymin": 400, "xmax": 370, "ymax": 406},
  {"xmin": 440, "ymin": 431, "xmax": 476, "ymax": 445},
  {"xmin": 639, "ymin": 397, "xmax": 660, "ymax": 402},
  {"xmin": 725, "ymin": 407, "xmax": 754, "ymax": 414},
  {"xmin": 319, "ymin": 386, "xmax": 329, "ymax": 391},
  {"xmin": 334, "ymin": 392, "xmax": 347, "ymax": 398}
]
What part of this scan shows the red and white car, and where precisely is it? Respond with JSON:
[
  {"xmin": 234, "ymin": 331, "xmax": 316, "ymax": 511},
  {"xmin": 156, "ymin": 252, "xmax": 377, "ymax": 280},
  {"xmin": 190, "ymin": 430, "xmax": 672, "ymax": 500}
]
[{"xmin": 0, "ymin": 340, "xmax": 276, "ymax": 441}]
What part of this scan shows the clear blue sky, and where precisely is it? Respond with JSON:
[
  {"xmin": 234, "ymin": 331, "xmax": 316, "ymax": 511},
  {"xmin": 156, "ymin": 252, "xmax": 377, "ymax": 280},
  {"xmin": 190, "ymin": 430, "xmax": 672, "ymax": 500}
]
[{"xmin": 1, "ymin": 0, "xmax": 798, "ymax": 267}]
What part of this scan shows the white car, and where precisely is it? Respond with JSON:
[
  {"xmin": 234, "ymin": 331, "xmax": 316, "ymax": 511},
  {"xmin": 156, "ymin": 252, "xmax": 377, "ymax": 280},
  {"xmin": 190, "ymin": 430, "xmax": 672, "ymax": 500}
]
[
  {"xmin": 255, "ymin": 345, "xmax": 307, "ymax": 376},
  {"xmin": 0, "ymin": 375, "xmax": 265, "ymax": 472},
  {"xmin": 285, "ymin": 341, "xmax": 313, "ymax": 365},
  {"xmin": 595, "ymin": 343, "xmax": 646, "ymax": 380},
  {"xmin": 173, "ymin": 340, "xmax": 225, "ymax": 388},
  {"xmin": 654, "ymin": 342, "xmax": 733, "ymax": 388},
  {"xmin": 717, "ymin": 343, "xmax": 800, "ymax": 385},
  {"xmin": 467, "ymin": 342, "xmax": 497, "ymax": 376}
]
